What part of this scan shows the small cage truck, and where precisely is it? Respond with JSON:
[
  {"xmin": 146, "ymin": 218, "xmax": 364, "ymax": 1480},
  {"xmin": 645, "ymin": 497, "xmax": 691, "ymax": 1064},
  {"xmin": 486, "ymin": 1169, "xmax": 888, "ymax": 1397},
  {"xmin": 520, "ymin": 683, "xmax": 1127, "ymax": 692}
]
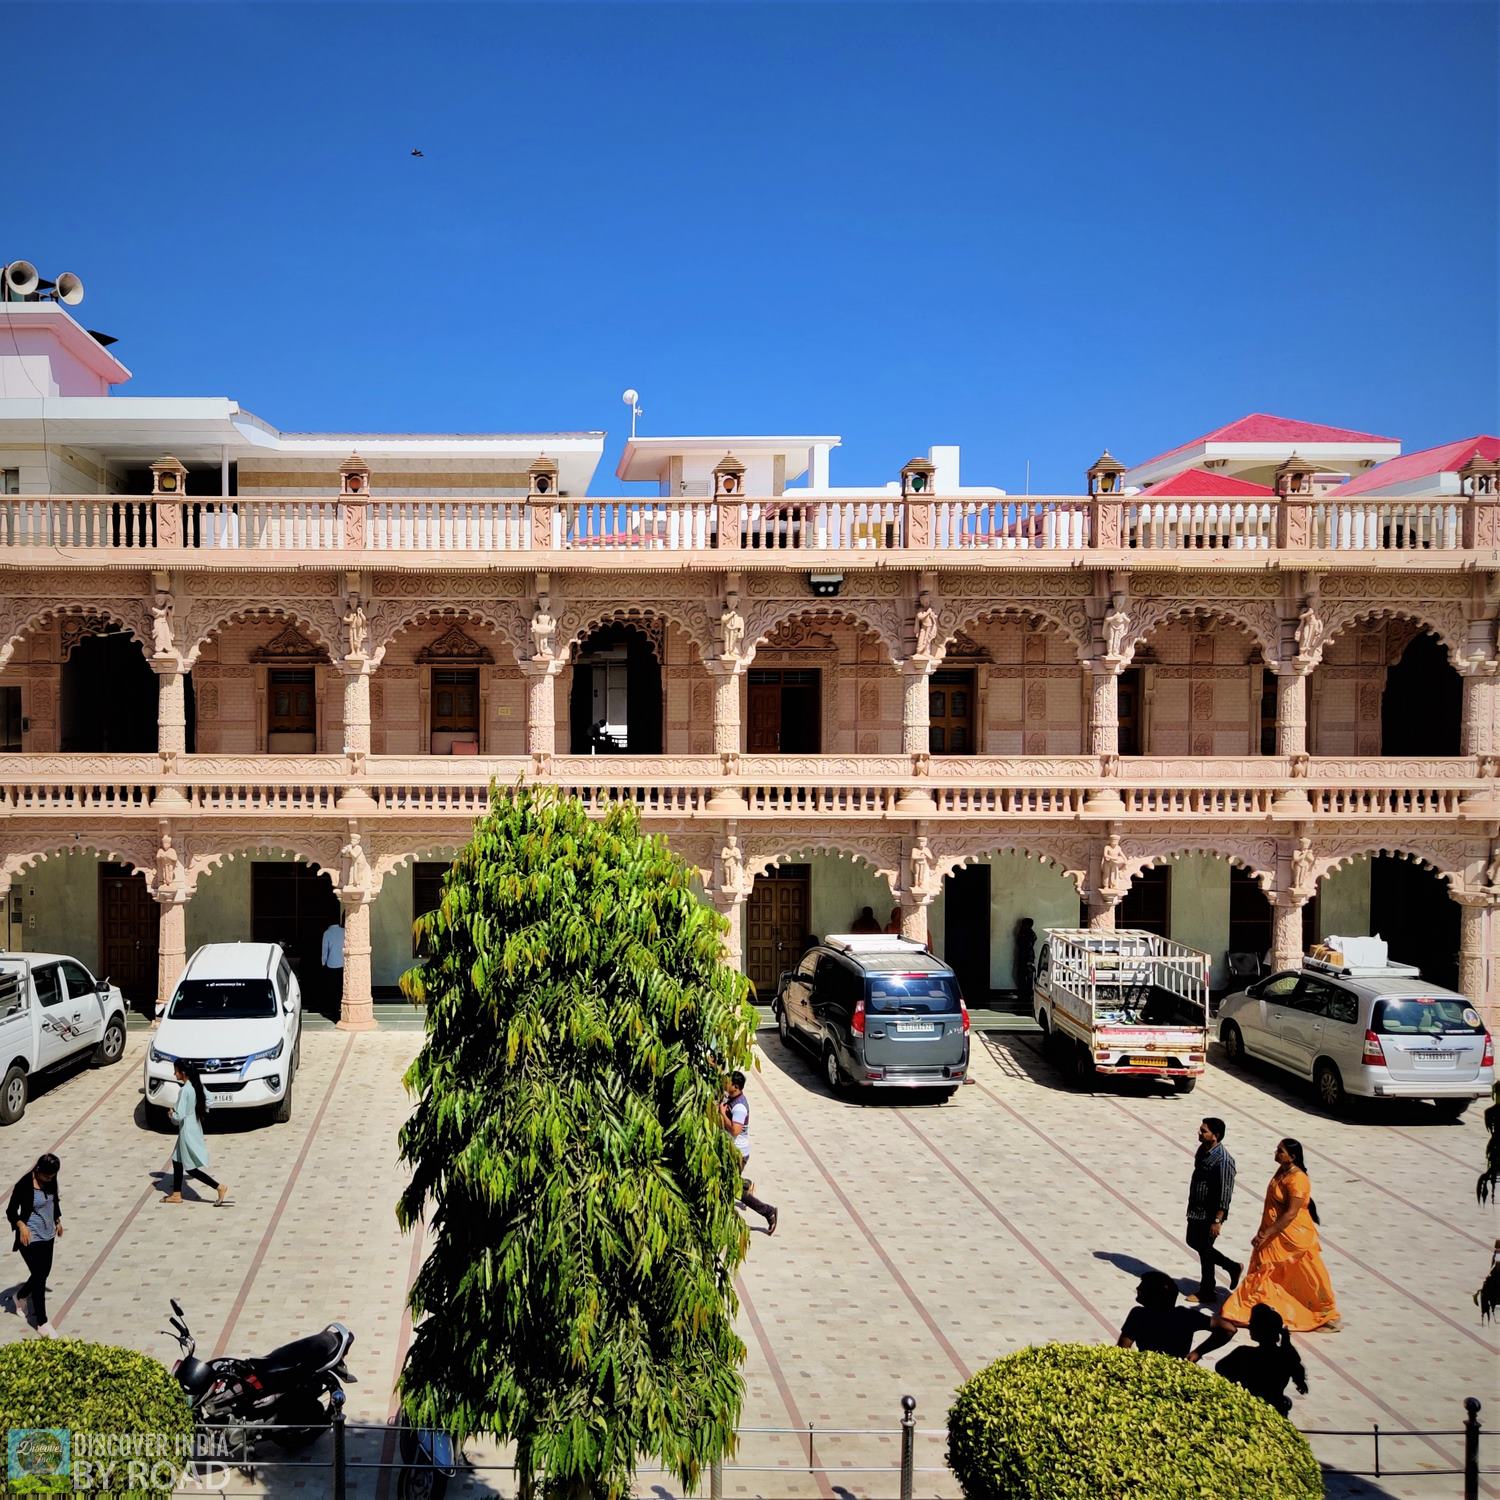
[{"xmin": 1033, "ymin": 928, "xmax": 1211, "ymax": 1092}]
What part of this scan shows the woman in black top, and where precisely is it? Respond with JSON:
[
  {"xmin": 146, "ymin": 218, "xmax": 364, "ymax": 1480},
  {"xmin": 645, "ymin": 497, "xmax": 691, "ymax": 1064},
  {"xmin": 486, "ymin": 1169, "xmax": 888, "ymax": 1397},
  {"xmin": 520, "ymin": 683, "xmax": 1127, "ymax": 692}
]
[
  {"xmin": 1214, "ymin": 1303, "xmax": 1309, "ymax": 1416},
  {"xmin": 5, "ymin": 1152, "xmax": 63, "ymax": 1337}
]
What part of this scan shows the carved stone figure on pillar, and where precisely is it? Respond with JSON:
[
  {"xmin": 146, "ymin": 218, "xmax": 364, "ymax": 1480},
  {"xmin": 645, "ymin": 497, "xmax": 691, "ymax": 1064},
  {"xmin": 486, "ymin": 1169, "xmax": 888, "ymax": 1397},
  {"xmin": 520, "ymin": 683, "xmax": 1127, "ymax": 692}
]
[
  {"xmin": 1290, "ymin": 837, "xmax": 1317, "ymax": 900},
  {"xmin": 530, "ymin": 597, "xmax": 557, "ymax": 660},
  {"xmin": 1102, "ymin": 594, "xmax": 1130, "ymax": 661},
  {"xmin": 719, "ymin": 835, "xmax": 746, "ymax": 899},
  {"xmin": 913, "ymin": 594, "xmax": 940, "ymax": 658},
  {"xmin": 1294, "ymin": 603, "xmax": 1325, "ymax": 663},
  {"xmin": 150, "ymin": 590, "xmax": 175, "ymax": 658},
  {"xmin": 1100, "ymin": 833, "xmax": 1129, "ymax": 900},
  {"xmin": 154, "ymin": 832, "xmax": 181, "ymax": 896},
  {"xmin": 719, "ymin": 599, "xmax": 745, "ymax": 659},
  {"xmin": 342, "ymin": 595, "xmax": 368, "ymax": 658},
  {"xmin": 910, "ymin": 835, "xmax": 936, "ymax": 898},
  {"xmin": 339, "ymin": 832, "xmax": 372, "ymax": 894}
]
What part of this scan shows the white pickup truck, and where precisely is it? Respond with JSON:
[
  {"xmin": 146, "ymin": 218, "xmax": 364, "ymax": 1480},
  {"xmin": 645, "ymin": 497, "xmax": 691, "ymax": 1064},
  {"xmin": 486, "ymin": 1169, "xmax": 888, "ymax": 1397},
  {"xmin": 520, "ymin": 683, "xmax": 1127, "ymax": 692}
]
[
  {"xmin": 1033, "ymin": 928, "xmax": 1211, "ymax": 1093},
  {"xmin": 0, "ymin": 953, "xmax": 129, "ymax": 1123}
]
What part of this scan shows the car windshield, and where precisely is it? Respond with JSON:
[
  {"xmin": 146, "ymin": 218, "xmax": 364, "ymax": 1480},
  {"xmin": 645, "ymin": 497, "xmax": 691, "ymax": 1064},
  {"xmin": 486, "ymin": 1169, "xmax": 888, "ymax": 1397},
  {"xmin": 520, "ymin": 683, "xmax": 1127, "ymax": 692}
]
[
  {"xmin": 1372, "ymin": 998, "xmax": 1484, "ymax": 1036},
  {"xmin": 867, "ymin": 974, "xmax": 960, "ymax": 1014},
  {"xmin": 168, "ymin": 979, "xmax": 277, "ymax": 1021}
]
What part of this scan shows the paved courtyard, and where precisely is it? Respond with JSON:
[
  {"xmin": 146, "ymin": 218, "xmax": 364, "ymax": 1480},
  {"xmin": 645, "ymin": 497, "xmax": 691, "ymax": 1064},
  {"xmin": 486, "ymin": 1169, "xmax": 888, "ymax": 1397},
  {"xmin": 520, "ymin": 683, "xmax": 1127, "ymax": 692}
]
[{"xmin": 0, "ymin": 1023, "xmax": 1492, "ymax": 1498}]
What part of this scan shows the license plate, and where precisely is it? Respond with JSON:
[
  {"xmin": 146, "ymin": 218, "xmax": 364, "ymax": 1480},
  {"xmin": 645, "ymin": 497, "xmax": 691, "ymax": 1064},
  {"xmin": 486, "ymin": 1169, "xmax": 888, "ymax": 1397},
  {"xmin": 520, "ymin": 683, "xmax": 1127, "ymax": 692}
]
[
  {"xmin": 895, "ymin": 1021, "xmax": 936, "ymax": 1034},
  {"xmin": 209, "ymin": 1092, "xmax": 238, "ymax": 1106},
  {"xmin": 1410, "ymin": 1050, "xmax": 1457, "ymax": 1066},
  {"xmin": 1128, "ymin": 1055, "xmax": 1169, "ymax": 1068}
]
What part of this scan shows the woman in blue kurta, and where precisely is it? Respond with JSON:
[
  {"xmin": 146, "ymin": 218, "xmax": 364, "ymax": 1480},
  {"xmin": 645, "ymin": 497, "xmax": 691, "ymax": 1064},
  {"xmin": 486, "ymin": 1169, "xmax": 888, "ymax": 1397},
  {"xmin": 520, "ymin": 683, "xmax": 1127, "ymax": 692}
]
[{"xmin": 162, "ymin": 1062, "xmax": 230, "ymax": 1206}]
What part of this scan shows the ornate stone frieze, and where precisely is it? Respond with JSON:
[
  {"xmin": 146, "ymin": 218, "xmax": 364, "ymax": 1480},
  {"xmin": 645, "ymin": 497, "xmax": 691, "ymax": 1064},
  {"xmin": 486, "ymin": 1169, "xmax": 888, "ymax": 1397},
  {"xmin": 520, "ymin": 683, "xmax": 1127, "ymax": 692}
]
[
  {"xmin": 415, "ymin": 625, "xmax": 493, "ymax": 663},
  {"xmin": 251, "ymin": 624, "xmax": 329, "ymax": 662}
]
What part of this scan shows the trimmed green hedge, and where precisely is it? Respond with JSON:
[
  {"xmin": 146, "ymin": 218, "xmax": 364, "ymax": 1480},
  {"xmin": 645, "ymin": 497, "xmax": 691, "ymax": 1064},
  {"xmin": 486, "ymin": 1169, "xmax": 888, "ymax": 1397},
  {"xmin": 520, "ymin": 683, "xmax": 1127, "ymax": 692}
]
[
  {"xmin": 0, "ymin": 1338, "xmax": 192, "ymax": 1496},
  {"xmin": 948, "ymin": 1344, "xmax": 1324, "ymax": 1500}
]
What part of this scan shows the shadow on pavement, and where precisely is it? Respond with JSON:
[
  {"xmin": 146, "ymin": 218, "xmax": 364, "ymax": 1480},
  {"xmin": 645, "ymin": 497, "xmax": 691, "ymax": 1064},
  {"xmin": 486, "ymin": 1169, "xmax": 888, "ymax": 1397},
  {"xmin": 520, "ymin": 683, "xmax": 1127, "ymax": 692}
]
[{"xmin": 755, "ymin": 1030, "xmax": 961, "ymax": 1110}]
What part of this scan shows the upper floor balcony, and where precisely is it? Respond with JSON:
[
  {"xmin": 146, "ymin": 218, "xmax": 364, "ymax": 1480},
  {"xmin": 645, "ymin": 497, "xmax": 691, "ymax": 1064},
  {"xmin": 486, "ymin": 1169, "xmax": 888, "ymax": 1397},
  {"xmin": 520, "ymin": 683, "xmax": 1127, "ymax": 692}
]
[{"xmin": 2, "ymin": 487, "xmax": 1497, "ymax": 571}]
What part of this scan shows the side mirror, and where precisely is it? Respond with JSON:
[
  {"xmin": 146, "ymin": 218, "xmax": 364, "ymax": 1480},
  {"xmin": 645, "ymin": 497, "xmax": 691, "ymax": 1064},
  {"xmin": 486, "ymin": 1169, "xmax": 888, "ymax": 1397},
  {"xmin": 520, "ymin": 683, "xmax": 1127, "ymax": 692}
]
[
  {"xmin": 170, "ymin": 1297, "xmax": 184, "ymax": 1318},
  {"xmin": 778, "ymin": 971, "xmax": 792, "ymax": 991},
  {"xmin": 95, "ymin": 977, "xmax": 111, "ymax": 995}
]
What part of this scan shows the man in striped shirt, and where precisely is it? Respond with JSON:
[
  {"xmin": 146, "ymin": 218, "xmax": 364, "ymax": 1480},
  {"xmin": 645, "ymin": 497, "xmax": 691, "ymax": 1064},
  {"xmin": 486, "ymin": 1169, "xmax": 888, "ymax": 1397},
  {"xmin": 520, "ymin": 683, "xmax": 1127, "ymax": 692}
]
[{"xmin": 1185, "ymin": 1117, "xmax": 1241, "ymax": 1303}]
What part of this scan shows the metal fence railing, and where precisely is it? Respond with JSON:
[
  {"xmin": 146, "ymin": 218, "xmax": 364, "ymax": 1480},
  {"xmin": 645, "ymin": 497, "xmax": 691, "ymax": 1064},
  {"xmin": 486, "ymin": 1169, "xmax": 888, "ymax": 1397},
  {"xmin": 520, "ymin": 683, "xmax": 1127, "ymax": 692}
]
[{"xmin": 168, "ymin": 1393, "xmax": 1490, "ymax": 1497}]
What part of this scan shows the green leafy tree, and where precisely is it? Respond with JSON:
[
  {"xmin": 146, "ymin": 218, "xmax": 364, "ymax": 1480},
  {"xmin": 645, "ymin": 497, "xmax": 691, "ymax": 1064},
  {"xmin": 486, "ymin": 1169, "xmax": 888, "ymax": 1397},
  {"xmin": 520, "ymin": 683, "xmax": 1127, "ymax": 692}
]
[{"xmin": 396, "ymin": 787, "xmax": 758, "ymax": 1499}]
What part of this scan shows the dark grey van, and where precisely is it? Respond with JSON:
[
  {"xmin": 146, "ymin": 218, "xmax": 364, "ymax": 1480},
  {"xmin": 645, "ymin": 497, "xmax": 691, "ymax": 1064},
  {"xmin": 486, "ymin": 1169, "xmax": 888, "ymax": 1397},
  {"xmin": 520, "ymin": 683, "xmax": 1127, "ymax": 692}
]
[{"xmin": 772, "ymin": 936, "xmax": 970, "ymax": 1098}]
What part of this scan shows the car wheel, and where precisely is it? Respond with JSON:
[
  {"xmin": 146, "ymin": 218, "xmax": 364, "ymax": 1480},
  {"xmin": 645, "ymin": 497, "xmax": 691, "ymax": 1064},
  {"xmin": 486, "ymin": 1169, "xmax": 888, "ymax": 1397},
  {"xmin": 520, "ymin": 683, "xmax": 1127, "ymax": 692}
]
[
  {"xmin": 935, "ymin": 1086, "xmax": 959, "ymax": 1103},
  {"xmin": 1315, "ymin": 1059, "xmax": 1347, "ymax": 1114},
  {"xmin": 398, "ymin": 1466, "xmax": 447, "ymax": 1500},
  {"xmin": 1172, "ymin": 1076, "xmax": 1199, "ymax": 1095},
  {"xmin": 1070, "ymin": 1041, "xmax": 1095, "ymax": 1087},
  {"xmin": 1220, "ymin": 1021, "xmax": 1245, "ymax": 1065},
  {"xmin": 0, "ymin": 1066, "xmax": 26, "ymax": 1126},
  {"xmin": 823, "ymin": 1046, "xmax": 845, "ymax": 1093},
  {"xmin": 777, "ymin": 1006, "xmax": 791, "ymax": 1046},
  {"xmin": 94, "ymin": 1015, "xmax": 126, "ymax": 1067},
  {"xmin": 1432, "ymin": 1098, "xmax": 1471, "ymax": 1121},
  {"xmin": 293, "ymin": 1025, "xmax": 301, "ymax": 1072},
  {"xmin": 272, "ymin": 1069, "xmax": 294, "ymax": 1125}
]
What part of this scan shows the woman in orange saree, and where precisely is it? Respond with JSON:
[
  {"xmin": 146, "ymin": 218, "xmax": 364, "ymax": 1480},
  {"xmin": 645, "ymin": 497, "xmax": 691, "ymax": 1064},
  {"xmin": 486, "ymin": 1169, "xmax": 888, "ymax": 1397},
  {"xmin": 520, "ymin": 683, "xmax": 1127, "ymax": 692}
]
[{"xmin": 1220, "ymin": 1138, "xmax": 1341, "ymax": 1333}]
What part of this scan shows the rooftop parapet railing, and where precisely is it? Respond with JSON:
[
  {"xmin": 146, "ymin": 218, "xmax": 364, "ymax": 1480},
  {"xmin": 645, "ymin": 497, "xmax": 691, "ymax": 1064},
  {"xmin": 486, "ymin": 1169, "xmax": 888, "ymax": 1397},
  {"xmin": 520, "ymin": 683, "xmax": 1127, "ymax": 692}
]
[{"xmin": 0, "ymin": 492, "xmax": 1491, "ymax": 557}]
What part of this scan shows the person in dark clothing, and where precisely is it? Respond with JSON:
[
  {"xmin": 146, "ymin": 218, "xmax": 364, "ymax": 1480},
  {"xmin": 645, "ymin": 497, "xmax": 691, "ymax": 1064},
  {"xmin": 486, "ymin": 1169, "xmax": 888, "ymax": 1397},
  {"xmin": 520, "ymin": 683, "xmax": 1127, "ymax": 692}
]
[
  {"xmin": 1117, "ymin": 1271, "xmax": 1222, "ymax": 1357},
  {"xmin": 1206, "ymin": 1304, "xmax": 1309, "ymax": 1416},
  {"xmin": 1186, "ymin": 1118, "xmax": 1242, "ymax": 1303},
  {"xmin": 6, "ymin": 1153, "xmax": 63, "ymax": 1337},
  {"xmin": 1014, "ymin": 918, "xmax": 1037, "ymax": 1005},
  {"xmin": 850, "ymin": 907, "xmax": 882, "ymax": 934}
]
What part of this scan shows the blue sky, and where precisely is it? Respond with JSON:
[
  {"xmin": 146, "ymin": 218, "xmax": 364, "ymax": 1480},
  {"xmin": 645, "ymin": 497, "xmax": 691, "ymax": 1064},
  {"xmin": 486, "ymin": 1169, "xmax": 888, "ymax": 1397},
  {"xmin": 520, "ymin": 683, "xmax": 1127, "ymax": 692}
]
[{"xmin": 11, "ymin": 2, "xmax": 1496, "ymax": 491}]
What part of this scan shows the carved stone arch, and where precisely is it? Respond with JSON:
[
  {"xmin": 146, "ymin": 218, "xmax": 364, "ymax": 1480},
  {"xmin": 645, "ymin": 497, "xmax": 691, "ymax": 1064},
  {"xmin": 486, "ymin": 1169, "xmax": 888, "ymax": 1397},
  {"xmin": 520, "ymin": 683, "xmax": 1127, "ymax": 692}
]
[
  {"xmin": 1120, "ymin": 837, "xmax": 1279, "ymax": 894},
  {"xmin": 0, "ymin": 836, "xmax": 156, "ymax": 890},
  {"xmin": 1316, "ymin": 602, "xmax": 1471, "ymax": 670},
  {"xmin": 741, "ymin": 600, "xmax": 905, "ymax": 666},
  {"xmin": 180, "ymin": 601, "xmax": 342, "ymax": 669},
  {"xmin": 938, "ymin": 603, "xmax": 1092, "ymax": 663},
  {"xmin": 930, "ymin": 837, "xmax": 1089, "ymax": 894},
  {"xmin": 1123, "ymin": 601, "xmax": 1279, "ymax": 665},
  {"xmin": 0, "ymin": 601, "xmax": 153, "ymax": 671},
  {"xmin": 187, "ymin": 836, "xmax": 346, "ymax": 898},
  {"xmin": 558, "ymin": 603, "xmax": 715, "ymax": 666},
  {"xmin": 367, "ymin": 602, "xmax": 529, "ymax": 668},
  {"xmin": 373, "ymin": 843, "xmax": 464, "ymax": 885},
  {"xmin": 1310, "ymin": 837, "xmax": 1471, "ymax": 894},
  {"xmin": 743, "ymin": 836, "xmax": 901, "ymax": 892}
]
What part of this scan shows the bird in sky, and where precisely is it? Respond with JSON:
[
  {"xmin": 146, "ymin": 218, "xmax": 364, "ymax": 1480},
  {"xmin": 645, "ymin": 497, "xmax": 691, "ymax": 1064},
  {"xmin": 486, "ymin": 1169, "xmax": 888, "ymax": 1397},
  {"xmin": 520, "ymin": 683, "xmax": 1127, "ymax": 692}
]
[{"xmin": 410, "ymin": 148, "xmax": 424, "ymax": 158}]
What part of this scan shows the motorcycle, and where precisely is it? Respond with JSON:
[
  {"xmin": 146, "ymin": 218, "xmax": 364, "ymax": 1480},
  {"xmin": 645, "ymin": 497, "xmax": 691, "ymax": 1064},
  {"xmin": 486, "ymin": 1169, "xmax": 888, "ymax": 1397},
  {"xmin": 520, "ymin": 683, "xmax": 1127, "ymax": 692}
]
[{"xmin": 161, "ymin": 1297, "xmax": 356, "ymax": 1463}]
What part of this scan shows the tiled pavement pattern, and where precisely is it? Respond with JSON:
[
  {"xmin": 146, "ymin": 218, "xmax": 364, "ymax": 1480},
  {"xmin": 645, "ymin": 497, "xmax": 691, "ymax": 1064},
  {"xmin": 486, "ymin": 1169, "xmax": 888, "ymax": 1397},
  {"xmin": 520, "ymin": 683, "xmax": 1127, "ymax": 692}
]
[{"xmin": 0, "ymin": 1028, "xmax": 1492, "ymax": 1498}]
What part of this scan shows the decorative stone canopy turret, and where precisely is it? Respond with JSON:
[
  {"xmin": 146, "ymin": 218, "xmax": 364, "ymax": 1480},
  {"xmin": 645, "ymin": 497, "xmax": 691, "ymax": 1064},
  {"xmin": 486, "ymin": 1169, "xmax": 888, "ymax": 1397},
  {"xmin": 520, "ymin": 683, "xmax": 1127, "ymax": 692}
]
[
  {"xmin": 150, "ymin": 454, "xmax": 187, "ymax": 497},
  {"xmin": 1458, "ymin": 451, "xmax": 1500, "ymax": 498},
  {"xmin": 1087, "ymin": 451, "xmax": 1126, "ymax": 496},
  {"xmin": 901, "ymin": 456, "xmax": 937, "ymax": 497},
  {"xmin": 528, "ymin": 454, "xmax": 559, "ymax": 498},
  {"xmin": 713, "ymin": 452, "xmax": 747, "ymax": 498},
  {"xmin": 1274, "ymin": 452, "xmax": 1317, "ymax": 497},
  {"xmin": 339, "ymin": 452, "xmax": 371, "ymax": 497}
]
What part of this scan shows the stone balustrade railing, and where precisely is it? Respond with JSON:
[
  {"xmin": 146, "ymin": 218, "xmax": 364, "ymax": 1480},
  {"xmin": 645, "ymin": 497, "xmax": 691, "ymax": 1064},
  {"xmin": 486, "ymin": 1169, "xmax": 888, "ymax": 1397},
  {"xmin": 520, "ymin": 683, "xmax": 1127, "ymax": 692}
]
[
  {"xmin": 0, "ymin": 754, "xmax": 1490, "ymax": 821},
  {"xmin": 0, "ymin": 492, "xmax": 1491, "ymax": 560}
]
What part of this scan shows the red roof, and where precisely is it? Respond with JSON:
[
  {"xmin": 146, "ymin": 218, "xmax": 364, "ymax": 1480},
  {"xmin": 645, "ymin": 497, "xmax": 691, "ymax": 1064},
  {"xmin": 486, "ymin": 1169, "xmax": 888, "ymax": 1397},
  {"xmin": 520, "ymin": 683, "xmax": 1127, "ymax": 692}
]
[
  {"xmin": 1335, "ymin": 435, "xmax": 1500, "ymax": 497},
  {"xmin": 1135, "ymin": 413, "xmax": 1402, "ymax": 471},
  {"xmin": 1143, "ymin": 468, "xmax": 1277, "ymax": 498}
]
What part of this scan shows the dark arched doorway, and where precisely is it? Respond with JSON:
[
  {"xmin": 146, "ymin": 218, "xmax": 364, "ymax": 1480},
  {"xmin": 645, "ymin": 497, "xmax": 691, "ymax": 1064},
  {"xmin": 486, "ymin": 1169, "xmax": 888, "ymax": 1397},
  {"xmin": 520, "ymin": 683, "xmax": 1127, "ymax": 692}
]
[
  {"xmin": 1381, "ymin": 633, "xmax": 1460, "ymax": 755},
  {"xmin": 1369, "ymin": 856, "xmax": 1458, "ymax": 990},
  {"xmin": 568, "ymin": 623, "xmax": 662, "ymax": 754},
  {"xmin": 61, "ymin": 633, "xmax": 159, "ymax": 752}
]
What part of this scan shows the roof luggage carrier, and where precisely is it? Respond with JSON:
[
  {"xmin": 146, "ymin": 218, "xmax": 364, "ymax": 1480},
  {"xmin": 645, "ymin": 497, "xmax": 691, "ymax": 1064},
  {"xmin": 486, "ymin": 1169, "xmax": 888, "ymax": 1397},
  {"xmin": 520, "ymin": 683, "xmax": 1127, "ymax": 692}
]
[{"xmin": 824, "ymin": 935, "xmax": 928, "ymax": 956}]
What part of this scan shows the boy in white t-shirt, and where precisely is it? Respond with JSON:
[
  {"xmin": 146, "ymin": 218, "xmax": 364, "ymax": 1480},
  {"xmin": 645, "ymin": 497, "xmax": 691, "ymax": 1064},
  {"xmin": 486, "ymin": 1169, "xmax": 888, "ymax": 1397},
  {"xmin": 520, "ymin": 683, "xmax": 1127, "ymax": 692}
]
[{"xmin": 720, "ymin": 1071, "xmax": 778, "ymax": 1235}]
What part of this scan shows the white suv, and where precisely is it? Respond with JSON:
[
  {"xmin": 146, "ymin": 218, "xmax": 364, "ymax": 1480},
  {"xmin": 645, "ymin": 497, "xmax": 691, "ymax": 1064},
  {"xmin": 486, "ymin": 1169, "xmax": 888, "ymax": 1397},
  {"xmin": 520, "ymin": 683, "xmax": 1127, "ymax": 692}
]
[
  {"xmin": 1217, "ymin": 956, "xmax": 1493, "ymax": 1116},
  {"xmin": 145, "ymin": 943, "xmax": 301, "ymax": 1127}
]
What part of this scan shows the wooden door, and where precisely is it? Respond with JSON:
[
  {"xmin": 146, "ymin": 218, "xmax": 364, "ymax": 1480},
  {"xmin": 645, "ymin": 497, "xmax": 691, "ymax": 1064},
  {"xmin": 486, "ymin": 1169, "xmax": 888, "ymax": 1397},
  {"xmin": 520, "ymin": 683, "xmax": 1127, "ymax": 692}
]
[
  {"xmin": 1118, "ymin": 667, "xmax": 1143, "ymax": 755},
  {"xmin": 99, "ymin": 863, "xmax": 158, "ymax": 1009},
  {"xmin": 747, "ymin": 674, "xmax": 782, "ymax": 752},
  {"xmin": 929, "ymin": 669, "xmax": 975, "ymax": 755},
  {"xmin": 1120, "ymin": 863, "xmax": 1169, "ymax": 935},
  {"xmin": 251, "ymin": 862, "xmax": 342, "ymax": 1014},
  {"xmin": 745, "ymin": 865, "xmax": 809, "ymax": 998}
]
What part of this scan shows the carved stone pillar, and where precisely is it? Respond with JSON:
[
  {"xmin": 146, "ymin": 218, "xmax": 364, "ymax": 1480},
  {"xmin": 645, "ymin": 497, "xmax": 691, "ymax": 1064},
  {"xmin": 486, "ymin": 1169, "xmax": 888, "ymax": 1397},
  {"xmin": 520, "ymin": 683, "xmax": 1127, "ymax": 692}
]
[
  {"xmin": 899, "ymin": 897, "xmax": 931, "ymax": 947},
  {"xmin": 155, "ymin": 893, "xmax": 188, "ymax": 1018},
  {"xmin": 1455, "ymin": 894, "xmax": 1499, "ymax": 1027},
  {"xmin": 707, "ymin": 660, "xmax": 744, "ymax": 768},
  {"xmin": 520, "ymin": 659, "xmax": 561, "ymax": 766},
  {"xmin": 1461, "ymin": 670, "xmax": 1499, "ymax": 757},
  {"xmin": 340, "ymin": 658, "xmax": 372, "ymax": 758},
  {"xmin": 1086, "ymin": 896, "xmax": 1117, "ymax": 931},
  {"xmin": 336, "ymin": 895, "xmax": 376, "ymax": 1032},
  {"xmin": 714, "ymin": 890, "xmax": 746, "ymax": 972},
  {"xmin": 1087, "ymin": 661, "xmax": 1120, "ymax": 758},
  {"xmin": 1274, "ymin": 662, "xmax": 1309, "ymax": 757},
  {"xmin": 901, "ymin": 661, "xmax": 932, "ymax": 756},
  {"xmin": 153, "ymin": 659, "xmax": 187, "ymax": 757},
  {"xmin": 1270, "ymin": 895, "xmax": 1306, "ymax": 974}
]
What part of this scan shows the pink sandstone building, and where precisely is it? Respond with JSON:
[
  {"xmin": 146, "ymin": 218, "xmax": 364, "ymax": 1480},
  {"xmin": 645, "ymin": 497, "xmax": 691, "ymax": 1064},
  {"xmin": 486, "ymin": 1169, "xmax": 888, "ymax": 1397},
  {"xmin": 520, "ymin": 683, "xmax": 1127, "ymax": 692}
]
[{"xmin": 2, "ymin": 291, "xmax": 1499, "ymax": 1030}]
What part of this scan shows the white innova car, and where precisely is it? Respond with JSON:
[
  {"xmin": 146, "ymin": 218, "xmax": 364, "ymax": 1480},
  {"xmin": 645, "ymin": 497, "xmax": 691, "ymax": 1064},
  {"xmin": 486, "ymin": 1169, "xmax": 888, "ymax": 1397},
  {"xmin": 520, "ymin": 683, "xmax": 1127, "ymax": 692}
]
[
  {"xmin": 145, "ymin": 943, "xmax": 302, "ymax": 1128},
  {"xmin": 1217, "ymin": 942, "xmax": 1493, "ymax": 1117}
]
